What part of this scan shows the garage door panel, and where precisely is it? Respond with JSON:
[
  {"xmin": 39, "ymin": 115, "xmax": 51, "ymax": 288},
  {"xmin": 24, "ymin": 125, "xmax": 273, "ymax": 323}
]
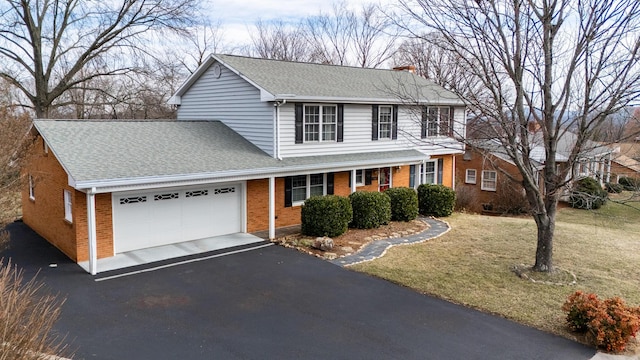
[{"xmin": 113, "ymin": 183, "xmax": 243, "ymax": 254}]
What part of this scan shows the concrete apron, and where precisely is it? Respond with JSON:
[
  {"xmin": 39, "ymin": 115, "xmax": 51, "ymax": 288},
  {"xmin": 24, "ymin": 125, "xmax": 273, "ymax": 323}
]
[{"xmin": 78, "ymin": 233, "xmax": 266, "ymax": 274}]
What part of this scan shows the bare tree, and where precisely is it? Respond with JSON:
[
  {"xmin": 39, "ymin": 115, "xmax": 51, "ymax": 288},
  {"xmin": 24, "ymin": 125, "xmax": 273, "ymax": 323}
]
[
  {"xmin": 352, "ymin": 3, "xmax": 398, "ymax": 68},
  {"xmin": 305, "ymin": 2, "xmax": 355, "ymax": 65},
  {"xmin": 0, "ymin": 0, "xmax": 200, "ymax": 118},
  {"xmin": 249, "ymin": 20, "xmax": 311, "ymax": 62},
  {"xmin": 395, "ymin": 0, "xmax": 640, "ymax": 272}
]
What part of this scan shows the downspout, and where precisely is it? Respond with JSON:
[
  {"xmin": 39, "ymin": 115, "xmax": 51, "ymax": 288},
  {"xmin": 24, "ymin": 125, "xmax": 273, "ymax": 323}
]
[{"xmin": 273, "ymin": 99, "xmax": 286, "ymax": 160}]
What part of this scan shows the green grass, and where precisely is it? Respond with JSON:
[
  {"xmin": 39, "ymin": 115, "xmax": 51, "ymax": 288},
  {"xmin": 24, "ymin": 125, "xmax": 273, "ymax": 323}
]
[{"xmin": 352, "ymin": 195, "xmax": 640, "ymax": 339}]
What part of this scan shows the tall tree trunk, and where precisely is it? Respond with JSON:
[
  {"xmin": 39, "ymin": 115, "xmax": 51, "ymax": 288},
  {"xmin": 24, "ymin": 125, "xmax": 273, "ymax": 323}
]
[{"xmin": 532, "ymin": 200, "xmax": 557, "ymax": 272}]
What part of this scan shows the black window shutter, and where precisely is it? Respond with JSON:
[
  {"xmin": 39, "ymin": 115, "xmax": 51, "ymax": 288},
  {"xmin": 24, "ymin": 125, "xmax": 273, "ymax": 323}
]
[
  {"xmin": 337, "ymin": 104, "xmax": 344, "ymax": 142},
  {"xmin": 421, "ymin": 107, "xmax": 427, "ymax": 139},
  {"xmin": 295, "ymin": 103, "xmax": 303, "ymax": 144},
  {"xmin": 437, "ymin": 159, "xmax": 444, "ymax": 184},
  {"xmin": 365, "ymin": 169, "xmax": 373, "ymax": 185},
  {"xmin": 326, "ymin": 173, "xmax": 334, "ymax": 195},
  {"xmin": 449, "ymin": 106, "xmax": 455, "ymax": 137},
  {"xmin": 371, "ymin": 105, "xmax": 378, "ymax": 140},
  {"xmin": 348, "ymin": 171, "xmax": 352, "ymax": 187},
  {"xmin": 409, "ymin": 165, "xmax": 415, "ymax": 188},
  {"xmin": 392, "ymin": 105, "xmax": 398, "ymax": 140},
  {"xmin": 284, "ymin": 176, "xmax": 293, "ymax": 207}
]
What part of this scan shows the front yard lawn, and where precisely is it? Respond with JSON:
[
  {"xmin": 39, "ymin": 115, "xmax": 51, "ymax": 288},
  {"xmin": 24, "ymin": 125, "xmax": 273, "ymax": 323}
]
[{"xmin": 352, "ymin": 194, "xmax": 640, "ymax": 347}]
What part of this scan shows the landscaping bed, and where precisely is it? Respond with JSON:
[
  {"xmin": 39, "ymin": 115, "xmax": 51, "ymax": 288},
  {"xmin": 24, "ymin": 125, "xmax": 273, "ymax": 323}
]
[{"xmin": 272, "ymin": 219, "xmax": 427, "ymax": 259}]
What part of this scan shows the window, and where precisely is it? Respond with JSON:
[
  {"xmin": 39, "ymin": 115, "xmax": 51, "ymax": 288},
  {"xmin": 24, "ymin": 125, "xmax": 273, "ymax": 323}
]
[
  {"xmin": 378, "ymin": 106, "xmax": 392, "ymax": 139},
  {"xmin": 304, "ymin": 105, "xmax": 336, "ymax": 142},
  {"xmin": 481, "ymin": 170, "xmax": 497, "ymax": 191},
  {"xmin": 424, "ymin": 106, "xmax": 453, "ymax": 137},
  {"xmin": 465, "ymin": 169, "xmax": 477, "ymax": 184},
  {"xmin": 63, "ymin": 190, "xmax": 73, "ymax": 223},
  {"xmin": 291, "ymin": 174, "xmax": 326, "ymax": 204},
  {"xmin": 423, "ymin": 161, "xmax": 437, "ymax": 184},
  {"xmin": 355, "ymin": 170, "xmax": 364, "ymax": 186},
  {"xmin": 28, "ymin": 175, "xmax": 35, "ymax": 200}
]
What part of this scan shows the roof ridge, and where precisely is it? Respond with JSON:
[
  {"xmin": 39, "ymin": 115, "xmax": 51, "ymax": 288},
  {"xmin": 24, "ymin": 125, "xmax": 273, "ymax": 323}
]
[{"xmin": 215, "ymin": 53, "xmax": 415, "ymax": 74}]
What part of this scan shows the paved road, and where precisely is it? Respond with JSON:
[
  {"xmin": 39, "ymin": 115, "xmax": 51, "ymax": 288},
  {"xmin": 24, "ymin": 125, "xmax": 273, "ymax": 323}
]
[{"xmin": 4, "ymin": 222, "xmax": 595, "ymax": 360}]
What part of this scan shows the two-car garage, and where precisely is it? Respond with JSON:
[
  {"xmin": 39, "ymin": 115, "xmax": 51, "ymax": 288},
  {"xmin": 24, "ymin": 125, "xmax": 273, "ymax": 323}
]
[{"xmin": 111, "ymin": 183, "xmax": 243, "ymax": 253}]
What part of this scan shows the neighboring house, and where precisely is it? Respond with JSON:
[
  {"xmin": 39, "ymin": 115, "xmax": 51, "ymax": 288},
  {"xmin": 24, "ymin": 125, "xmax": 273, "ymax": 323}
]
[
  {"xmin": 456, "ymin": 130, "xmax": 614, "ymax": 213},
  {"xmin": 610, "ymin": 143, "xmax": 640, "ymax": 182},
  {"xmin": 22, "ymin": 54, "xmax": 466, "ymax": 274}
]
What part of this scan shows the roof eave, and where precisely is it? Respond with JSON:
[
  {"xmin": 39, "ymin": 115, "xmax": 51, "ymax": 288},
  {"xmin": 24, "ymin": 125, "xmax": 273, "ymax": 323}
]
[
  {"xmin": 74, "ymin": 154, "xmax": 428, "ymax": 192},
  {"xmin": 264, "ymin": 94, "xmax": 465, "ymax": 105}
]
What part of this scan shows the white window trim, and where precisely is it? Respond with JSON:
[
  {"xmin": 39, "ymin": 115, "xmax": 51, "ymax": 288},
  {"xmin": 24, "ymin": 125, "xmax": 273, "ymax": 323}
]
[
  {"xmin": 423, "ymin": 160, "xmax": 438, "ymax": 184},
  {"xmin": 28, "ymin": 175, "xmax": 35, "ymax": 200},
  {"xmin": 292, "ymin": 173, "xmax": 327, "ymax": 206},
  {"xmin": 426, "ymin": 106, "xmax": 452, "ymax": 137},
  {"xmin": 355, "ymin": 169, "xmax": 364, "ymax": 186},
  {"xmin": 481, "ymin": 170, "xmax": 497, "ymax": 191},
  {"xmin": 465, "ymin": 169, "xmax": 477, "ymax": 184},
  {"xmin": 304, "ymin": 104, "xmax": 337, "ymax": 142},
  {"xmin": 378, "ymin": 105, "xmax": 393, "ymax": 140},
  {"xmin": 64, "ymin": 189, "xmax": 73, "ymax": 223}
]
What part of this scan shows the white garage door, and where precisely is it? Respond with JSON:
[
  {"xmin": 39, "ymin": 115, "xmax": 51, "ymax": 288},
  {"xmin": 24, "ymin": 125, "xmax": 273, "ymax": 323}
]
[{"xmin": 112, "ymin": 183, "xmax": 243, "ymax": 253}]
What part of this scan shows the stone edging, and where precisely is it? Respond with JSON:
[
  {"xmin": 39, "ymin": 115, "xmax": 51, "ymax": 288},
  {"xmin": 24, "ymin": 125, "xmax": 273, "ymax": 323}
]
[{"xmin": 329, "ymin": 217, "xmax": 451, "ymax": 267}]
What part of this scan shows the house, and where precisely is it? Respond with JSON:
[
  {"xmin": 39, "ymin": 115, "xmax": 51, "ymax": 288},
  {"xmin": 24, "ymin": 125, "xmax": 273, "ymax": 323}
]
[
  {"xmin": 456, "ymin": 130, "xmax": 614, "ymax": 213},
  {"xmin": 610, "ymin": 143, "xmax": 640, "ymax": 182},
  {"xmin": 22, "ymin": 54, "xmax": 466, "ymax": 274}
]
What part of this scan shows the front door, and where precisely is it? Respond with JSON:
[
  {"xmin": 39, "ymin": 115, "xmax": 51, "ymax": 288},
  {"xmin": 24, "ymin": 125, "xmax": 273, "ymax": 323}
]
[{"xmin": 379, "ymin": 167, "xmax": 391, "ymax": 191}]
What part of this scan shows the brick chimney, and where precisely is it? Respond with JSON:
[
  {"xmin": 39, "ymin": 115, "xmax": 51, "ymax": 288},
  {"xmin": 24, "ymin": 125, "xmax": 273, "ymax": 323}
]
[{"xmin": 392, "ymin": 65, "xmax": 416, "ymax": 74}]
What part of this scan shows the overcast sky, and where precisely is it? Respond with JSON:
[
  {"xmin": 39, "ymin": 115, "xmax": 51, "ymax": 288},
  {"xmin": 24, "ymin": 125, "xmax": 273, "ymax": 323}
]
[{"xmin": 201, "ymin": 0, "xmax": 393, "ymax": 47}]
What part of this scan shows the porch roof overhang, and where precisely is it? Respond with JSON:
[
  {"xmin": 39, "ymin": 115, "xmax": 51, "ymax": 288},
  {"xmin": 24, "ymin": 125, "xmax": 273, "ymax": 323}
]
[{"xmin": 74, "ymin": 150, "xmax": 427, "ymax": 194}]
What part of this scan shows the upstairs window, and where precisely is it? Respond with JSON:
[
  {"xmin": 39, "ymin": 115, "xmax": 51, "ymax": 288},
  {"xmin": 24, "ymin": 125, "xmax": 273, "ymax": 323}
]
[
  {"xmin": 372, "ymin": 105, "xmax": 398, "ymax": 141},
  {"xmin": 295, "ymin": 103, "xmax": 343, "ymax": 143},
  {"xmin": 422, "ymin": 106, "xmax": 453, "ymax": 138},
  {"xmin": 378, "ymin": 106, "xmax": 393, "ymax": 139},
  {"xmin": 304, "ymin": 105, "xmax": 336, "ymax": 142}
]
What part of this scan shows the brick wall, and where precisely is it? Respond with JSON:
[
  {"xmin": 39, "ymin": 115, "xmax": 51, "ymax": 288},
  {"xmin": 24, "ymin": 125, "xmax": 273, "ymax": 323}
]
[
  {"xmin": 22, "ymin": 135, "xmax": 114, "ymax": 262},
  {"xmin": 74, "ymin": 192, "xmax": 114, "ymax": 262},
  {"xmin": 22, "ymin": 136, "xmax": 78, "ymax": 260},
  {"xmin": 455, "ymin": 148, "xmax": 525, "ymax": 213},
  {"xmin": 246, "ymin": 166, "xmax": 416, "ymax": 232}
]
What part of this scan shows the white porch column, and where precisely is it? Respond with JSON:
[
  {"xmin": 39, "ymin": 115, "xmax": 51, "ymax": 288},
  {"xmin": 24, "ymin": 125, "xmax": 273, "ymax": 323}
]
[
  {"xmin": 451, "ymin": 156, "xmax": 456, "ymax": 190},
  {"xmin": 268, "ymin": 176, "xmax": 275, "ymax": 240},
  {"xmin": 86, "ymin": 187, "xmax": 98, "ymax": 275},
  {"xmin": 351, "ymin": 169, "xmax": 357, "ymax": 193},
  {"xmin": 606, "ymin": 153, "xmax": 612, "ymax": 183},
  {"xmin": 416, "ymin": 163, "xmax": 423, "ymax": 186}
]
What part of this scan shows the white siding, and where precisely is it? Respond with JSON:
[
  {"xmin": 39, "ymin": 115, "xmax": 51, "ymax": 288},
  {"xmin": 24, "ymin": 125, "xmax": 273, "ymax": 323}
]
[
  {"xmin": 177, "ymin": 64, "xmax": 275, "ymax": 156},
  {"xmin": 279, "ymin": 103, "xmax": 465, "ymax": 158}
]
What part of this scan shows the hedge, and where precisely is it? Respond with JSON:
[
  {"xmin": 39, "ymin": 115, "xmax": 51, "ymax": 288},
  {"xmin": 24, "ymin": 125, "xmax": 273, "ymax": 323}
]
[
  {"xmin": 301, "ymin": 195, "xmax": 352, "ymax": 237},
  {"xmin": 417, "ymin": 184, "xmax": 456, "ymax": 217},
  {"xmin": 384, "ymin": 187, "xmax": 418, "ymax": 221},
  {"xmin": 569, "ymin": 177, "xmax": 608, "ymax": 210},
  {"xmin": 349, "ymin": 191, "xmax": 391, "ymax": 229}
]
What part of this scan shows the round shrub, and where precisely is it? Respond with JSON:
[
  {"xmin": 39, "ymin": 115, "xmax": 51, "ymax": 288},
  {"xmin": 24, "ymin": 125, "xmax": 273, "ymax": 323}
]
[
  {"xmin": 384, "ymin": 187, "xmax": 418, "ymax": 221},
  {"xmin": 418, "ymin": 184, "xmax": 456, "ymax": 217},
  {"xmin": 569, "ymin": 177, "xmax": 608, "ymax": 210},
  {"xmin": 301, "ymin": 195, "xmax": 352, "ymax": 237},
  {"xmin": 605, "ymin": 182, "xmax": 623, "ymax": 194},
  {"xmin": 349, "ymin": 191, "xmax": 391, "ymax": 229},
  {"xmin": 619, "ymin": 176, "xmax": 640, "ymax": 191}
]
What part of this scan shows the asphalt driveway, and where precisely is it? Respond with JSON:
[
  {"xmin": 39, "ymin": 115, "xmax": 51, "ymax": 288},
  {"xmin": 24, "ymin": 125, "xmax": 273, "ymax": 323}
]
[{"xmin": 3, "ymin": 221, "xmax": 594, "ymax": 360}]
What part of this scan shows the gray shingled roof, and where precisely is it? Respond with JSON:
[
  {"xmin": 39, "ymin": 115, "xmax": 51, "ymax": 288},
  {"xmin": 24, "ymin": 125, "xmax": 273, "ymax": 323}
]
[
  {"xmin": 34, "ymin": 120, "xmax": 426, "ymax": 188},
  {"xmin": 211, "ymin": 54, "xmax": 463, "ymax": 104}
]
